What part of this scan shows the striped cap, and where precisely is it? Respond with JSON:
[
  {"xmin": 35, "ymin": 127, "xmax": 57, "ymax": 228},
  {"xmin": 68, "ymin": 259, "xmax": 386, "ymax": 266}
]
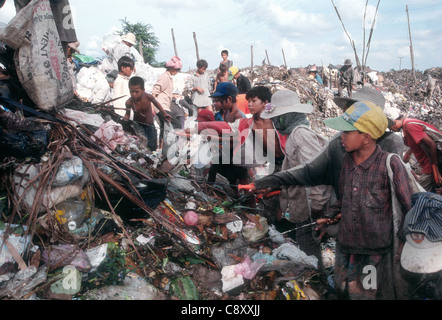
[
  {"xmin": 401, "ymin": 192, "xmax": 442, "ymax": 273},
  {"xmin": 403, "ymin": 192, "xmax": 442, "ymax": 241}
]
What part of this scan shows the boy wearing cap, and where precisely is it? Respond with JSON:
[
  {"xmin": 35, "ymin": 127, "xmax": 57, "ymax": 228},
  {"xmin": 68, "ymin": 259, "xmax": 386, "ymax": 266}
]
[
  {"xmin": 229, "ymin": 66, "xmax": 252, "ymax": 94},
  {"xmin": 210, "ymin": 82, "xmax": 245, "ymax": 123},
  {"xmin": 318, "ymin": 101, "xmax": 414, "ymax": 300}
]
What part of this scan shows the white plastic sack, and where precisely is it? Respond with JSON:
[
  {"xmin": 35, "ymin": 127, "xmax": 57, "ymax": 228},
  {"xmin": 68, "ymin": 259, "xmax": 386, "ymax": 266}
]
[
  {"xmin": 75, "ymin": 67, "xmax": 111, "ymax": 104},
  {"xmin": 12, "ymin": 161, "xmax": 90, "ymax": 213},
  {"xmin": 0, "ymin": 0, "xmax": 74, "ymax": 111},
  {"xmin": 63, "ymin": 109, "xmax": 105, "ymax": 128}
]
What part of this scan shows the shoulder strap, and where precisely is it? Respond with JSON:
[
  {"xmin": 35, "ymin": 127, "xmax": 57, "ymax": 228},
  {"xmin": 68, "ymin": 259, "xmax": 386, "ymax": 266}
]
[{"xmin": 386, "ymin": 153, "xmax": 425, "ymax": 235}]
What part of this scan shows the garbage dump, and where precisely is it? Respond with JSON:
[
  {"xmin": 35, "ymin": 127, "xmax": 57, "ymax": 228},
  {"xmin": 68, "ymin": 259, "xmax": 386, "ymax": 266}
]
[{"xmin": 0, "ymin": 8, "xmax": 441, "ymax": 301}]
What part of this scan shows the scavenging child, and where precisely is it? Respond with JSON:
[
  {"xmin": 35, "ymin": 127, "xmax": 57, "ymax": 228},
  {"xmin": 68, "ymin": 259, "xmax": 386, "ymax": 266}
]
[{"xmin": 125, "ymin": 76, "xmax": 171, "ymax": 151}]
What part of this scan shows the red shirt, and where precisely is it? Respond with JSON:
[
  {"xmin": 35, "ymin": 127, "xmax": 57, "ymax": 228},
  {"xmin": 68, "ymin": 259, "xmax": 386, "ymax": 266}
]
[{"xmin": 402, "ymin": 118, "xmax": 441, "ymax": 174}]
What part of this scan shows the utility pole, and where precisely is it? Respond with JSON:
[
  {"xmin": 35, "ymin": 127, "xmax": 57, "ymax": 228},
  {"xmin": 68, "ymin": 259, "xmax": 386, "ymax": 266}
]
[
  {"xmin": 282, "ymin": 49, "xmax": 287, "ymax": 68},
  {"xmin": 251, "ymin": 45, "xmax": 254, "ymax": 69},
  {"xmin": 398, "ymin": 56, "xmax": 403, "ymax": 70},
  {"xmin": 138, "ymin": 42, "xmax": 144, "ymax": 63},
  {"xmin": 265, "ymin": 50, "xmax": 270, "ymax": 65},
  {"xmin": 171, "ymin": 28, "xmax": 178, "ymax": 57},
  {"xmin": 193, "ymin": 32, "xmax": 200, "ymax": 62},
  {"xmin": 406, "ymin": 5, "xmax": 416, "ymax": 84}
]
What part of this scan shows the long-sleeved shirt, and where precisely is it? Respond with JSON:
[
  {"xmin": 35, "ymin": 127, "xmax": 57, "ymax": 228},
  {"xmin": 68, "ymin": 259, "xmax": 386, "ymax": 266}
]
[
  {"xmin": 112, "ymin": 74, "xmax": 130, "ymax": 118},
  {"xmin": 325, "ymin": 145, "xmax": 414, "ymax": 255},
  {"xmin": 278, "ymin": 126, "xmax": 334, "ymax": 223},
  {"xmin": 188, "ymin": 72, "xmax": 212, "ymax": 107},
  {"xmin": 152, "ymin": 71, "xmax": 173, "ymax": 113},
  {"xmin": 271, "ymin": 131, "xmax": 404, "ymax": 196}
]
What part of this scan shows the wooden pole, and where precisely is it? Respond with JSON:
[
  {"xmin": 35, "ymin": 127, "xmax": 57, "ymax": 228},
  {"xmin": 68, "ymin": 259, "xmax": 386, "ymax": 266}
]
[
  {"xmin": 171, "ymin": 28, "xmax": 178, "ymax": 57},
  {"xmin": 398, "ymin": 56, "xmax": 403, "ymax": 70},
  {"xmin": 265, "ymin": 50, "xmax": 270, "ymax": 65},
  {"xmin": 138, "ymin": 42, "xmax": 144, "ymax": 63},
  {"xmin": 251, "ymin": 45, "xmax": 254, "ymax": 69},
  {"xmin": 193, "ymin": 32, "xmax": 200, "ymax": 61},
  {"xmin": 282, "ymin": 49, "xmax": 287, "ymax": 68},
  {"xmin": 406, "ymin": 5, "xmax": 416, "ymax": 84}
]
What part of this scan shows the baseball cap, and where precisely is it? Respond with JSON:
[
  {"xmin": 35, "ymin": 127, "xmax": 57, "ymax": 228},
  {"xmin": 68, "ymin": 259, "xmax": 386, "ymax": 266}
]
[
  {"xmin": 324, "ymin": 101, "xmax": 388, "ymax": 140},
  {"xmin": 228, "ymin": 66, "xmax": 239, "ymax": 80},
  {"xmin": 196, "ymin": 109, "xmax": 215, "ymax": 122},
  {"xmin": 210, "ymin": 82, "xmax": 238, "ymax": 98}
]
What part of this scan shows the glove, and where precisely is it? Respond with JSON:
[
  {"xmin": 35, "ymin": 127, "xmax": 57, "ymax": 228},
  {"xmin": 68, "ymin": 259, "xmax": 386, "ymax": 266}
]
[{"xmin": 254, "ymin": 175, "xmax": 283, "ymax": 191}]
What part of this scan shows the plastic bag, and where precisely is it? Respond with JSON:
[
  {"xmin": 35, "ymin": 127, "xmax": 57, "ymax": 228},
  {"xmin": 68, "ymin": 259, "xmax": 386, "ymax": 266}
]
[
  {"xmin": 233, "ymin": 255, "xmax": 267, "ymax": 280},
  {"xmin": 242, "ymin": 216, "xmax": 269, "ymax": 242},
  {"xmin": 41, "ymin": 244, "xmax": 91, "ymax": 272},
  {"xmin": 84, "ymin": 272, "xmax": 165, "ymax": 300},
  {"xmin": 272, "ymin": 243, "xmax": 318, "ymax": 269}
]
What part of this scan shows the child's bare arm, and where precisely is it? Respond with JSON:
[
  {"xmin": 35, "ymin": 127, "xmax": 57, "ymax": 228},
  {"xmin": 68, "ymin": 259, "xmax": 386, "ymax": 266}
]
[
  {"xmin": 124, "ymin": 100, "xmax": 132, "ymax": 120},
  {"xmin": 148, "ymin": 94, "xmax": 171, "ymax": 122}
]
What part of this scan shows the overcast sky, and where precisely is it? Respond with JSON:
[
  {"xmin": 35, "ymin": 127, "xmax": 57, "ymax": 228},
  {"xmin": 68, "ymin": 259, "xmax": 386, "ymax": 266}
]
[{"xmin": 1, "ymin": 0, "xmax": 441, "ymax": 72}]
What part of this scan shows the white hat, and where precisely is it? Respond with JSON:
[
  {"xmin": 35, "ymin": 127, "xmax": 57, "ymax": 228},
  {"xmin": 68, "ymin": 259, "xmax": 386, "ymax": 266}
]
[
  {"xmin": 122, "ymin": 33, "xmax": 136, "ymax": 45},
  {"xmin": 384, "ymin": 107, "xmax": 401, "ymax": 120},
  {"xmin": 401, "ymin": 233, "xmax": 442, "ymax": 273},
  {"xmin": 260, "ymin": 90, "xmax": 313, "ymax": 119}
]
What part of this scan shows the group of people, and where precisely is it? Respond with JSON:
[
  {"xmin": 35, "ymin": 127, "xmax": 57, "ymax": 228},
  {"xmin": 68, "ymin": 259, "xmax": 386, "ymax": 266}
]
[
  {"xmin": 185, "ymin": 78, "xmax": 441, "ymax": 300},
  {"xmin": 98, "ymin": 36, "xmax": 442, "ymax": 300},
  {"xmin": 107, "ymin": 45, "xmax": 253, "ymax": 158}
]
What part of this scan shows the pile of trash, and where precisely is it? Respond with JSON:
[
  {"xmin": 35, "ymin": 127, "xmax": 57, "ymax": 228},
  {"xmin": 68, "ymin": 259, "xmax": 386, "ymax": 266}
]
[{"xmin": 0, "ymin": 18, "xmax": 441, "ymax": 299}]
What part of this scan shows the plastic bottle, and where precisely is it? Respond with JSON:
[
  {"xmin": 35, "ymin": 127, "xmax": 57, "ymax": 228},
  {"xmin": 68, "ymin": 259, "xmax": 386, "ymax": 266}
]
[{"xmin": 55, "ymin": 197, "xmax": 87, "ymax": 231}]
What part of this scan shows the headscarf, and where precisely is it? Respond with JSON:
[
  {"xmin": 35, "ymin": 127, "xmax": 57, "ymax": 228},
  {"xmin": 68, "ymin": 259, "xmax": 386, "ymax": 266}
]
[
  {"xmin": 165, "ymin": 56, "xmax": 182, "ymax": 70},
  {"xmin": 272, "ymin": 112, "xmax": 310, "ymax": 136}
]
